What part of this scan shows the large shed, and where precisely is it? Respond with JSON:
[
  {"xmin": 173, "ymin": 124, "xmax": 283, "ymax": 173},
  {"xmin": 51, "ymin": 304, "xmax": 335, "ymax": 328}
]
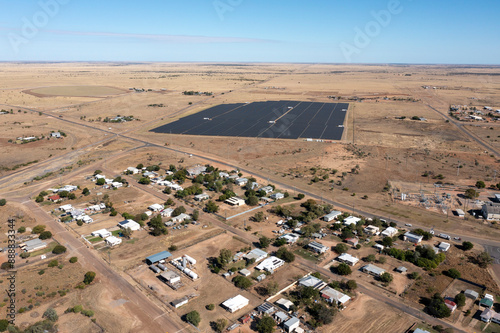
[{"xmin": 146, "ymin": 251, "xmax": 172, "ymax": 265}]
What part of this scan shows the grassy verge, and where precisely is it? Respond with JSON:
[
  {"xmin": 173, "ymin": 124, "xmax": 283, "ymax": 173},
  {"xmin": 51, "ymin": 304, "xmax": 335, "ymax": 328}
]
[
  {"xmin": 294, "ymin": 248, "xmax": 321, "ymax": 263},
  {"xmin": 30, "ymin": 241, "xmax": 57, "ymax": 257}
]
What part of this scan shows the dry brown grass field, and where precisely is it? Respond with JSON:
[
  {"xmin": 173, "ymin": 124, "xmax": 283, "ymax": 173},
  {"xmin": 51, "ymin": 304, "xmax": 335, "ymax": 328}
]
[{"xmin": 1, "ymin": 62, "xmax": 500, "ymax": 332}]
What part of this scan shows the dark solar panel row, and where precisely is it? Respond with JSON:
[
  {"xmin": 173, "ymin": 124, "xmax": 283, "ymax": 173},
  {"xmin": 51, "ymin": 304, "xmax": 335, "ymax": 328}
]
[{"xmin": 150, "ymin": 101, "xmax": 348, "ymax": 140}]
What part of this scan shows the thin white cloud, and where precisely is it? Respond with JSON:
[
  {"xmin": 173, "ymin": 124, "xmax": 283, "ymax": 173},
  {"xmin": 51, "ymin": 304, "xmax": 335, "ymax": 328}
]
[{"xmin": 0, "ymin": 27, "xmax": 274, "ymax": 43}]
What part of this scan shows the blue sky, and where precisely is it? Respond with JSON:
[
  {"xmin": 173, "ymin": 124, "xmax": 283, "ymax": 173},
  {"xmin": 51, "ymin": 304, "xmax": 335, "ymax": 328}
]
[{"xmin": 0, "ymin": 0, "xmax": 499, "ymax": 64}]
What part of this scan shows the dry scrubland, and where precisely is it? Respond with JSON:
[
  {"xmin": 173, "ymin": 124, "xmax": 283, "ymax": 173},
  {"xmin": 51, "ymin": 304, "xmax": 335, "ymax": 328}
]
[{"xmin": 0, "ymin": 63, "xmax": 500, "ymax": 332}]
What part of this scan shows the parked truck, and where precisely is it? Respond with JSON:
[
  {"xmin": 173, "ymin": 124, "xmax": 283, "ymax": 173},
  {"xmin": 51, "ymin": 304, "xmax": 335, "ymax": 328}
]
[{"xmin": 438, "ymin": 233, "xmax": 451, "ymax": 240}]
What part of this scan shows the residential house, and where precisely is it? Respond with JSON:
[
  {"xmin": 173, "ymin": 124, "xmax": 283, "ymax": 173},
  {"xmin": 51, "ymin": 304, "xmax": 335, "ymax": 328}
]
[
  {"xmin": 171, "ymin": 297, "xmax": 189, "ymax": 309},
  {"xmin": 283, "ymin": 317, "xmax": 300, "ymax": 333},
  {"xmin": 194, "ymin": 193, "xmax": 209, "ymax": 201},
  {"xmin": 362, "ymin": 264, "xmax": 385, "ymax": 277},
  {"xmin": 345, "ymin": 238, "xmax": 359, "ymax": 247},
  {"xmin": 125, "ymin": 166, "xmax": 140, "ymax": 174},
  {"xmin": 225, "ymin": 197, "xmax": 245, "ymax": 206},
  {"xmin": 396, "ymin": 266, "xmax": 407, "ymax": 274},
  {"xmin": 48, "ymin": 195, "xmax": 61, "ymax": 202},
  {"xmin": 148, "ymin": 203, "xmax": 164, "ymax": 212},
  {"xmin": 444, "ymin": 299, "xmax": 457, "ymax": 312},
  {"xmin": 343, "ymin": 216, "xmax": 361, "ymax": 226},
  {"xmin": 118, "ymin": 219, "xmax": 141, "ymax": 231},
  {"xmin": 323, "ymin": 210, "xmax": 342, "ymax": 222},
  {"xmin": 244, "ymin": 248, "xmax": 268, "ymax": 262},
  {"xmin": 20, "ymin": 238, "xmax": 47, "ymax": 252},
  {"xmin": 91, "ymin": 229, "xmax": 111, "ymax": 238},
  {"xmin": 260, "ymin": 186, "xmax": 274, "ymax": 194},
  {"xmin": 298, "ymin": 275, "xmax": 327, "ymax": 290},
  {"xmin": 403, "ymin": 232, "xmax": 423, "ymax": 244},
  {"xmin": 270, "ymin": 192, "xmax": 285, "ymax": 200},
  {"xmin": 274, "ymin": 311, "xmax": 289, "ymax": 323},
  {"xmin": 363, "ymin": 225, "xmax": 380, "ymax": 236},
  {"xmin": 257, "ymin": 303, "xmax": 275, "ymax": 315},
  {"xmin": 308, "ymin": 241, "xmax": 328, "ymax": 254},
  {"xmin": 255, "ymin": 256, "xmax": 284, "ymax": 272},
  {"xmin": 161, "ymin": 208, "xmax": 174, "ymax": 217},
  {"xmin": 381, "ymin": 227, "xmax": 398, "ymax": 237},
  {"xmin": 321, "ymin": 287, "xmax": 351, "ymax": 306},
  {"xmin": 105, "ymin": 236, "xmax": 122, "ymax": 247},
  {"xmin": 465, "ymin": 289, "xmax": 479, "ymax": 300},
  {"xmin": 279, "ymin": 233, "xmax": 299, "ymax": 243},
  {"xmin": 235, "ymin": 178, "xmax": 248, "ymax": 186},
  {"xmin": 438, "ymin": 242, "xmax": 451, "ymax": 252},
  {"xmin": 239, "ymin": 269, "xmax": 251, "ymax": 277},
  {"xmin": 50, "ymin": 132, "xmax": 61, "ymax": 138},
  {"xmin": 481, "ymin": 308, "xmax": 493, "ymax": 322},
  {"xmin": 187, "ymin": 165, "xmax": 206, "ymax": 177},
  {"xmin": 172, "ymin": 213, "xmax": 190, "ymax": 223},
  {"xmin": 337, "ymin": 253, "xmax": 359, "ymax": 266},
  {"xmin": 275, "ymin": 298, "xmax": 293, "ymax": 312}
]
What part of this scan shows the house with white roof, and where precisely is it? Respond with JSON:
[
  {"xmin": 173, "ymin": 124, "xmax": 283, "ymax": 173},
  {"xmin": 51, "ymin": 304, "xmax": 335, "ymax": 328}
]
[
  {"xmin": 279, "ymin": 233, "xmax": 299, "ymax": 243},
  {"xmin": 337, "ymin": 253, "xmax": 359, "ymax": 266},
  {"xmin": 118, "ymin": 219, "xmax": 141, "ymax": 231},
  {"xmin": 343, "ymin": 216, "xmax": 361, "ymax": 226},
  {"xmin": 172, "ymin": 213, "xmax": 190, "ymax": 223},
  {"xmin": 381, "ymin": 227, "xmax": 398, "ymax": 237},
  {"xmin": 438, "ymin": 242, "xmax": 451, "ymax": 252},
  {"xmin": 321, "ymin": 287, "xmax": 351, "ymax": 305},
  {"xmin": 105, "ymin": 236, "xmax": 122, "ymax": 246},
  {"xmin": 161, "ymin": 208, "xmax": 174, "ymax": 217},
  {"xmin": 148, "ymin": 203, "xmax": 164, "ymax": 212},
  {"xmin": 244, "ymin": 248, "xmax": 268, "ymax": 262},
  {"xmin": 91, "ymin": 229, "xmax": 111, "ymax": 238},
  {"xmin": 298, "ymin": 275, "xmax": 327, "ymax": 290},
  {"xmin": 307, "ymin": 241, "xmax": 328, "ymax": 254},
  {"xmin": 255, "ymin": 256, "xmax": 284, "ymax": 272},
  {"xmin": 323, "ymin": 210, "xmax": 342, "ymax": 222}
]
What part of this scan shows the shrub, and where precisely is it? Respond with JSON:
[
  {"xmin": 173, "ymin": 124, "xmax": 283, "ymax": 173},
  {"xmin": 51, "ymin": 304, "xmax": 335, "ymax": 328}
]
[
  {"xmin": 32, "ymin": 225, "xmax": 46, "ymax": 234},
  {"xmin": 48, "ymin": 260, "xmax": 58, "ymax": 268},
  {"xmin": 0, "ymin": 199, "xmax": 6, "ymax": 206},
  {"xmin": 185, "ymin": 310, "xmax": 201, "ymax": 327},
  {"xmin": 335, "ymin": 263, "xmax": 352, "ymax": 276},
  {"xmin": 20, "ymin": 252, "xmax": 30, "ymax": 259},
  {"xmin": 52, "ymin": 245, "xmax": 67, "ymax": 254},
  {"xmin": 380, "ymin": 272, "xmax": 393, "ymax": 283},
  {"xmin": 462, "ymin": 241, "xmax": 473, "ymax": 251},
  {"xmin": 168, "ymin": 245, "xmax": 178, "ymax": 252},
  {"xmin": 206, "ymin": 304, "xmax": 215, "ymax": 311},
  {"xmin": 39, "ymin": 231, "xmax": 52, "ymax": 240},
  {"xmin": 43, "ymin": 307, "xmax": 58, "ymax": 322},
  {"xmin": 445, "ymin": 268, "xmax": 461, "ymax": 279},
  {"xmin": 17, "ymin": 226, "xmax": 26, "ymax": 233},
  {"xmin": 38, "ymin": 269, "xmax": 45, "ymax": 275},
  {"xmin": 69, "ymin": 257, "xmax": 78, "ymax": 263},
  {"xmin": 83, "ymin": 271, "xmax": 96, "ymax": 285},
  {"xmin": 334, "ymin": 243, "xmax": 348, "ymax": 254}
]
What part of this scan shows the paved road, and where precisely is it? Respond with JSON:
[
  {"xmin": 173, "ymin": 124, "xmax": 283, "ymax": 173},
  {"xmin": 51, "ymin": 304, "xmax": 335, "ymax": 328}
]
[{"xmin": 14, "ymin": 198, "xmax": 187, "ymax": 333}]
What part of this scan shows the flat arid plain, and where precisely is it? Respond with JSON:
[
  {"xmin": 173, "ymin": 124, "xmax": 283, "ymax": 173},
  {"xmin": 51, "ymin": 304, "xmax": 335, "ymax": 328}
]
[{"xmin": 1, "ymin": 62, "xmax": 500, "ymax": 333}]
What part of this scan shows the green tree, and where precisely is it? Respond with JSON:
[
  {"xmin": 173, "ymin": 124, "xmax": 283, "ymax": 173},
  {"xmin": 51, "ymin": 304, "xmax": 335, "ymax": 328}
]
[
  {"xmin": 475, "ymin": 180, "xmax": 486, "ymax": 189},
  {"xmin": 446, "ymin": 268, "xmax": 461, "ymax": 279},
  {"xmin": 427, "ymin": 293, "xmax": 451, "ymax": 318},
  {"xmin": 476, "ymin": 251, "xmax": 493, "ymax": 268},
  {"xmin": 68, "ymin": 192, "xmax": 76, "ymax": 200},
  {"xmin": 32, "ymin": 225, "xmax": 46, "ymax": 234},
  {"xmin": 48, "ymin": 260, "xmax": 58, "ymax": 267},
  {"xmin": 192, "ymin": 209, "xmax": 199, "ymax": 221},
  {"xmin": 185, "ymin": 310, "xmax": 201, "ymax": 327},
  {"xmin": 232, "ymin": 276, "xmax": 252, "ymax": 289},
  {"xmin": 276, "ymin": 247, "xmax": 295, "ymax": 262},
  {"xmin": 206, "ymin": 303, "xmax": 215, "ymax": 310},
  {"xmin": 246, "ymin": 195, "xmax": 259, "ymax": 206},
  {"xmin": 380, "ymin": 272, "xmax": 393, "ymax": 283},
  {"xmin": 309, "ymin": 302, "xmax": 335, "ymax": 325},
  {"xmin": 82, "ymin": 188, "xmax": 90, "ymax": 196},
  {"xmin": 83, "ymin": 271, "xmax": 96, "ymax": 285},
  {"xmin": 39, "ymin": 231, "xmax": 52, "ymax": 240},
  {"xmin": 205, "ymin": 200, "xmax": 219, "ymax": 213},
  {"xmin": 138, "ymin": 177, "xmax": 151, "ymax": 185},
  {"xmin": 218, "ymin": 249, "xmax": 233, "ymax": 267},
  {"xmin": 94, "ymin": 170, "xmax": 102, "ymax": 175},
  {"xmin": 253, "ymin": 211, "xmax": 265, "ymax": 222},
  {"xmin": 336, "ymin": 263, "xmax": 352, "ymax": 276},
  {"xmin": 69, "ymin": 257, "xmax": 78, "ymax": 263},
  {"xmin": 0, "ymin": 199, "xmax": 7, "ymax": 206},
  {"xmin": 462, "ymin": 241, "xmax": 474, "ymax": 251},
  {"xmin": 364, "ymin": 254, "xmax": 376, "ymax": 262},
  {"xmin": 464, "ymin": 188, "xmax": 479, "ymax": 199},
  {"xmin": 266, "ymin": 281, "xmax": 279, "ymax": 295},
  {"xmin": 43, "ymin": 307, "xmax": 58, "ymax": 322},
  {"xmin": 382, "ymin": 236, "xmax": 393, "ymax": 247},
  {"xmin": 214, "ymin": 318, "xmax": 227, "ymax": 332},
  {"xmin": 52, "ymin": 245, "xmax": 67, "ymax": 254},
  {"xmin": 96, "ymin": 178, "xmax": 105, "ymax": 186},
  {"xmin": 256, "ymin": 315, "xmax": 276, "ymax": 333},
  {"xmin": 259, "ymin": 236, "xmax": 271, "ymax": 249},
  {"xmin": 17, "ymin": 226, "xmax": 26, "ymax": 233},
  {"xmin": 149, "ymin": 215, "xmax": 167, "ymax": 236},
  {"xmin": 345, "ymin": 279, "xmax": 357, "ymax": 290},
  {"xmin": 35, "ymin": 195, "xmax": 44, "ymax": 203},
  {"xmin": 334, "ymin": 243, "xmax": 348, "ymax": 254},
  {"xmin": 121, "ymin": 227, "xmax": 133, "ymax": 239},
  {"xmin": 455, "ymin": 293, "xmax": 466, "ymax": 308},
  {"xmin": 0, "ymin": 319, "xmax": 8, "ymax": 331},
  {"xmin": 297, "ymin": 193, "xmax": 305, "ymax": 200}
]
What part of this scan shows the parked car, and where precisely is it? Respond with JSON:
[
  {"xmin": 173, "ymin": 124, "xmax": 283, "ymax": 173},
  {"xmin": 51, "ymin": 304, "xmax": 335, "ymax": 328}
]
[
  {"xmin": 405, "ymin": 223, "xmax": 412, "ymax": 227},
  {"xmin": 453, "ymin": 237, "xmax": 461, "ymax": 241}
]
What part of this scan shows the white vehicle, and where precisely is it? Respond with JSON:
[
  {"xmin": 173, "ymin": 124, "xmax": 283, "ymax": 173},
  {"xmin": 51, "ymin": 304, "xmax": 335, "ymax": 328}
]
[
  {"xmin": 438, "ymin": 233, "xmax": 451, "ymax": 240},
  {"xmin": 405, "ymin": 223, "xmax": 412, "ymax": 227}
]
